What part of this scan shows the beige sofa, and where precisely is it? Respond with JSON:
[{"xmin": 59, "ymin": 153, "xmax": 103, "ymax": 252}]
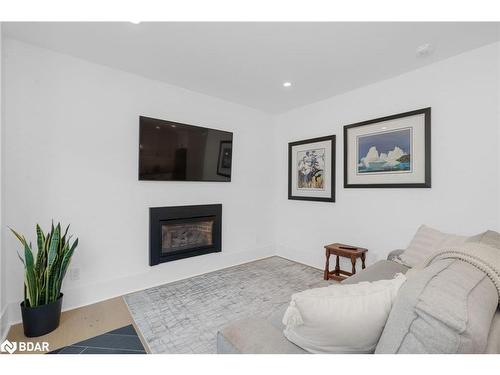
[{"xmin": 217, "ymin": 250, "xmax": 500, "ymax": 354}]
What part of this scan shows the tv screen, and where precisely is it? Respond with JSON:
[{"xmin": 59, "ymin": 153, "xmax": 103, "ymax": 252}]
[{"xmin": 139, "ymin": 116, "xmax": 233, "ymax": 181}]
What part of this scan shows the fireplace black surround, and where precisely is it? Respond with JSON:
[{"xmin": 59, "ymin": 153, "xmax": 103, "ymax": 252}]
[{"xmin": 149, "ymin": 204, "xmax": 222, "ymax": 266}]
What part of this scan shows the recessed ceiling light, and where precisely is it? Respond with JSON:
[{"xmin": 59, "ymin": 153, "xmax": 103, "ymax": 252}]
[
  {"xmin": 283, "ymin": 82, "xmax": 292, "ymax": 88},
  {"xmin": 130, "ymin": 21, "xmax": 141, "ymax": 25}
]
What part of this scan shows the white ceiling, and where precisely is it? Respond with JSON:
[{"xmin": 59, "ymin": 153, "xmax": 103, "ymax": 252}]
[{"xmin": 3, "ymin": 22, "xmax": 500, "ymax": 113}]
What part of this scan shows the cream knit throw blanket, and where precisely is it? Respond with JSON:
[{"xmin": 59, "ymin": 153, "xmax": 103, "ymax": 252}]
[{"xmin": 414, "ymin": 243, "xmax": 500, "ymax": 299}]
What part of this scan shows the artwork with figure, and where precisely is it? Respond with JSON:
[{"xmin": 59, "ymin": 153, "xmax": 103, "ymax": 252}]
[
  {"xmin": 357, "ymin": 128, "xmax": 412, "ymax": 174},
  {"xmin": 297, "ymin": 148, "xmax": 325, "ymax": 189},
  {"xmin": 217, "ymin": 141, "xmax": 232, "ymax": 177},
  {"xmin": 220, "ymin": 147, "xmax": 232, "ymax": 168}
]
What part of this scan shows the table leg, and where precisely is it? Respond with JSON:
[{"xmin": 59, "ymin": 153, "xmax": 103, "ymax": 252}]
[
  {"xmin": 351, "ymin": 256, "xmax": 356, "ymax": 274},
  {"xmin": 361, "ymin": 253, "xmax": 366, "ymax": 269},
  {"xmin": 324, "ymin": 250, "xmax": 330, "ymax": 280},
  {"xmin": 334, "ymin": 255, "xmax": 340, "ymax": 277}
]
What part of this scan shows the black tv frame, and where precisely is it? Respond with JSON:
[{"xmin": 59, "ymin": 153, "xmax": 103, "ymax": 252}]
[{"xmin": 138, "ymin": 116, "xmax": 233, "ymax": 182}]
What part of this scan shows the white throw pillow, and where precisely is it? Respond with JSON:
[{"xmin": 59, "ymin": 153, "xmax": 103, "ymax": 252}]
[
  {"xmin": 397, "ymin": 225, "xmax": 467, "ymax": 267},
  {"xmin": 282, "ymin": 274, "xmax": 407, "ymax": 354}
]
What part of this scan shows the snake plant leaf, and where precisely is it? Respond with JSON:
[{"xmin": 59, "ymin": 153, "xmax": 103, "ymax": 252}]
[
  {"xmin": 47, "ymin": 268, "xmax": 60, "ymax": 301},
  {"xmin": 45, "ymin": 231, "xmax": 52, "ymax": 272},
  {"xmin": 45, "ymin": 224, "xmax": 61, "ymax": 304},
  {"xmin": 47, "ymin": 224, "xmax": 60, "ymax": 271},
  {"xmin": 23, "ymin": 241, "xmax": 38, "ymax": 307},
  {"xmin": 59, "ymin": 238, "xmax": 78, "ymax": 289},
  {"xmin": 60, "ymin": 224, "xmax": 70, "ymax": 253},
  {"xmin": 16, "ymin": 251, "xmax": 25, "ymax": 266},
  {"xmin": 10, "ymin": 228, "xmax": 27, "ymax": 246},
  {"xmin": 69, "ymin": 237, "xmax": 78, "ymax": 254},
  {"xmin": 35, "ymin": 224, "xmax": 47, "ymax": 280},
  {"xmin": 63, "ymin": 224, "xmax": 70, "ymax": 238},
  {"xmin": 36, "ymin": 224, "xmax": 45, "ymax": 253}
]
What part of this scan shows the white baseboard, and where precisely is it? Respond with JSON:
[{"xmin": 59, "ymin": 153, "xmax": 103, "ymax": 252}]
[
  {"xmin": 275, "ymin": 243, "xmax": 323, "ymax": 269},
  {"xmin": 276, "ymin": 243, "xmax": 357, "ymax": 272},
  {"xmin": 5, "ymin": 245, "xmax": 276, "ymax": 327}
]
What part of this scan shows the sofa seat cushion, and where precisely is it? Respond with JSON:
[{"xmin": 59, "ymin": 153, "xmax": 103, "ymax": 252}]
[
  {"xmin": 486, "ymin": 308, "xmax": 500, "ymax": 353},
  {"xmin": 217, "ymin": 318, "xmax": 306, "ymax": 354},
  {"xmin": 342, "ymin": 260, "xmax": 409, "ymax": 285}
]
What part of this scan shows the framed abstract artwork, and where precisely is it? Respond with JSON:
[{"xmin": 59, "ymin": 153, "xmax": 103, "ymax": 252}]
[
  {"xmin": 288, "ymin": 135, "xmax": 336, "ymax": 202},
  {"xmin": 344, "ymin": 108, "xmax": 431, "ymax": 188},
  {"xmin": 217, "ymin": 141, "xmax": 232, "ymax": 177}
]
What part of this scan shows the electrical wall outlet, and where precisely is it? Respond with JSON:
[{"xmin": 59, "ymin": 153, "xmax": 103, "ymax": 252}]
[{"xmin": 69, "ymin": 268, "xmax": 80, "ymax": 281}]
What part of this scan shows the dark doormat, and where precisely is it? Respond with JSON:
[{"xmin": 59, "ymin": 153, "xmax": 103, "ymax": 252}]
[{"xmin": 48, "ymin": 325, "xmax": 147, "ymax": 354}]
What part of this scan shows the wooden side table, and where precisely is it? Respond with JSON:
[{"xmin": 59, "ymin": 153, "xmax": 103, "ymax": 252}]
[{"xmin": 323, "ymin": 243, "xmax": 367, "ymax": 281}]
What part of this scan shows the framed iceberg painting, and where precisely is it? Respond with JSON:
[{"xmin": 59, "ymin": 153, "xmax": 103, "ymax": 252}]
[
  {"xmin": 344, "ymin": 108, "xmax": 431, "ymax": 188},
  {"xmin": 288, "ymin": 135, "xmax": 335, "ymax": 202}
]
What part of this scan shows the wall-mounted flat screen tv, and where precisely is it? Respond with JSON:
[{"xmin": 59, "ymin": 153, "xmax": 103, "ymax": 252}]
[{"xmin": 139, "ymin": 116, "xmax": 233, "ymax": 181}]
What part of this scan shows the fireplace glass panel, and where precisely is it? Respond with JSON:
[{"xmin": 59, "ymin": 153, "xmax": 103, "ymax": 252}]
[{"xmin": 161, "ymin": 217, "xmax": 215, "ymax": 254}]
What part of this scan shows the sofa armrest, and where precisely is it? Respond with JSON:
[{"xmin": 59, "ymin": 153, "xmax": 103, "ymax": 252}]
[
  {"xmin": 342, "ymin": 260, "xmax": 410, "ymax": 284},
  {"xmin": 387, "ymin": 249, "xmax": 405, "ymax": 261},
  {"xmin": 217, "ymin": 318, "xmax": 306, "ymax": 354}
]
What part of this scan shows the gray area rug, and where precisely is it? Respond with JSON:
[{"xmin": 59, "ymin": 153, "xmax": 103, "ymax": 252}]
[{"xmin": 124, "ymin": 256, "xmax": 327, "ymax": 353}]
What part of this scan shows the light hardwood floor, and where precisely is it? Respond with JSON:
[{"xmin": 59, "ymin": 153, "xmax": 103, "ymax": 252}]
[{"xmin": 5, "ymin": 297, "xmax": 150, "ymax": 354}]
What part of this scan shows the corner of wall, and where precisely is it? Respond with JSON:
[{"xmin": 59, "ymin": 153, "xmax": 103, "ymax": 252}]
[
  {"xmin": 1, "ymin": 39, "xmax": 281, "ymax": 324},
  {"xmin": 497, "ymin": 40, "xmax": 500, "ymax": 232},
  {"xmin": 272, "ymin": 42, "xmax": 500, "ymax": 268},
  {"xmin": 0, "ymin": 21, "xmax": 7, "ymax": 340}
]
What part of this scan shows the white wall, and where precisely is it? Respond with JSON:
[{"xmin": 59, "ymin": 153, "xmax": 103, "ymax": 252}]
[
  {"xmin": 0, "ymin": 23, "xmax": 7, "ymax": 340},
  {"xmin": 498, "ymin": 42, "xmax": 500, "ymax": 231},
  {"xmin": 274, "ymin": 42, "xmax": 500, "ymax": 270},
  {"xmin": 3, "ymin": 39, "xmax": 276, "ymax": 323}
]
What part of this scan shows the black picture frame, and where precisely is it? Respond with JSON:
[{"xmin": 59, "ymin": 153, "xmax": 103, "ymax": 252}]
[
  {"xmin": 343, "ymin": 107, "xmax": 431, "ymax": 188},
  {"xmin": 288, "ymin": 135, "xmax": 336, "ymax": 202},
  {"xmin": 217, "ymin": 141, "xmax": 232, "ymax": 178}
]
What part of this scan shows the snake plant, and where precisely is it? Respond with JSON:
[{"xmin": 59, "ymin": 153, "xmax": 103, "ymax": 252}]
[{"xmin": 11, "ymin": 222, "xmax": 79, "ymax": 308}]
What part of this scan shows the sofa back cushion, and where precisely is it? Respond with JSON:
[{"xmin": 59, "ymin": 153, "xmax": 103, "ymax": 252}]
[
  {"xmin": 466, "ymin": 230, "xmax": 500, "ymax": 250},
  {"xmin": 397, "ymin": 225, "xmax": 467, "ymax": 267},
  {"xmin": 375, "ymin": 259, "xmax": 498, "ymax": 354}
]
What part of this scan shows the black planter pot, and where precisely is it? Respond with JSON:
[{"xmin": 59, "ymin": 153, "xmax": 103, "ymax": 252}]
[{"xmin": 20, "ymin": 294, "xmax": 63, "ymax": 337}]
